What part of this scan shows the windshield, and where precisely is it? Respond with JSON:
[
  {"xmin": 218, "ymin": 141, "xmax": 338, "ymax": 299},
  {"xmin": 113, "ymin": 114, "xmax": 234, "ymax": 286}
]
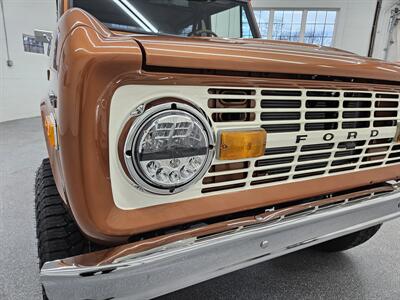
[{"xmin": 72, "ymin": 0, "xmax": 257, "ymax": 38}]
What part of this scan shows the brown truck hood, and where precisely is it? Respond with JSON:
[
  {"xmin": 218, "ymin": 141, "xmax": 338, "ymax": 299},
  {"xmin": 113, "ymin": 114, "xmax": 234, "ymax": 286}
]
[{"xmin": 131, "ymin": 35, "xmax": 400, "ymax": 83}]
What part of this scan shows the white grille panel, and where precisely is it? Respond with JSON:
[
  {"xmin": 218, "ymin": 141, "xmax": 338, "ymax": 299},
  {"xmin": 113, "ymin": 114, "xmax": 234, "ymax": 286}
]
[
  {"xmin": 202, "ymin": 88, "xmax": 400, "ymax": 194},
  {"xmin": 109, "ymin": 85, "xmax": 400, "ymax": 210}
]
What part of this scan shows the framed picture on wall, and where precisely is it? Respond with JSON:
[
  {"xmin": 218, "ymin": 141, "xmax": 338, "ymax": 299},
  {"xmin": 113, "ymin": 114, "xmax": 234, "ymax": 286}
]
[{"xmin": 22, "ymin": 34, "xmax": 45, "ymax": 54}]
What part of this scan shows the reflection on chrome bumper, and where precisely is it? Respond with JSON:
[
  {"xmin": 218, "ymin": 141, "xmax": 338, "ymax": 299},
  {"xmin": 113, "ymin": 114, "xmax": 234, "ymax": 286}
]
[{"xmin": 41, "ymin": 188, "xmax": 400, "ymax": 300}]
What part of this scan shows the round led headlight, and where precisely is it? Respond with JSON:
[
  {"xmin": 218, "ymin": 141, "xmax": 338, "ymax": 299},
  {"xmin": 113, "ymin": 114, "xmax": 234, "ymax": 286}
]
[{"xmin": 124, "ymin": 102, "xmax": 215, "ymax": 194}]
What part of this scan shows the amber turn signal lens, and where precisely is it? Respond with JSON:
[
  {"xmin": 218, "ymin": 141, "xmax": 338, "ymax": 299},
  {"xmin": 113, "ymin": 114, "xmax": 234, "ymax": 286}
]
[
  {"xmin": 44, "ymin": 115, "xmax": 58, "ymax": 149},
  {"xmin": 218, "ymin": 129, "xmax": 267, "ymax": 160}
]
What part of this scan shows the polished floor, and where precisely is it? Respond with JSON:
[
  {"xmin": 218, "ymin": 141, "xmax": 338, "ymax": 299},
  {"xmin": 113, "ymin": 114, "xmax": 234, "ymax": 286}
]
[{"xmin": 1, "ymin": 117, "xmax": 400, "ymax": 300}]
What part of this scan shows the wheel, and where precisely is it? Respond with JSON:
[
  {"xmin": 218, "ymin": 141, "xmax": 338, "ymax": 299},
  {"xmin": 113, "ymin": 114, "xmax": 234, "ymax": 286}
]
[
  {"xmin": 313, "ymin": 224, "xmax": 381, "ymax": 252},
  {"xmin": 35, "ymin": 158, "xmax": 98, "ymax": 268}
]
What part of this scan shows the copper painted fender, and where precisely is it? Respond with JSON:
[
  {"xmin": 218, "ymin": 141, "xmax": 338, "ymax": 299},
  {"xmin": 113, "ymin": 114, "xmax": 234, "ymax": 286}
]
[{"xmin": 43, "ymin": 8, "xmax": 400, "ymax": 244}]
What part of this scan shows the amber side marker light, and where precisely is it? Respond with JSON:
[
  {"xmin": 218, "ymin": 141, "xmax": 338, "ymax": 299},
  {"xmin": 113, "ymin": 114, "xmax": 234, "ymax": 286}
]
[
  {"xmin": 44, "ymin": 114, "xmax": 58, "ymax": 149},
  {"xmin": 218, "ymin": 129, "xmax": 267, "ymax": 160}
]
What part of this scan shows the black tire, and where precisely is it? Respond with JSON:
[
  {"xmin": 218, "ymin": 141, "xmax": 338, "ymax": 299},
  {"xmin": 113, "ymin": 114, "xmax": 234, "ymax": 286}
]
[
  {"xmin": 313, "ymin": 224, "xmax": 381, "ymax": 252},
  {"xmin": 35, "ymin": 158, "xmax": 96, "ymax": 268}
]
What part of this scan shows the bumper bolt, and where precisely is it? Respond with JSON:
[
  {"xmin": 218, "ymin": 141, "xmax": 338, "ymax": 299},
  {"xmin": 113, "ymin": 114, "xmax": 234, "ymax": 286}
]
[{"xmin": 260, "ymin": 241, "xmax": 269, "ymax": 249}]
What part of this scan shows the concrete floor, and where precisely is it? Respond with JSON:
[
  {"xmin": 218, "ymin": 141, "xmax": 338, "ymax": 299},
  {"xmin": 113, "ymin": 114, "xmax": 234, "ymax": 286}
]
[{"xmin": 1, "ymin": 117, "xmax": 400, "ymax": 300}]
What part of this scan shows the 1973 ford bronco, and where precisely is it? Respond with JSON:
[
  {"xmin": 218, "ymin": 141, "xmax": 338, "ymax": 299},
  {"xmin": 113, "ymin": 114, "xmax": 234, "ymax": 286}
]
[{"xmin": 37, "ymin": 0, "xmax": 400, "ymax": 299}]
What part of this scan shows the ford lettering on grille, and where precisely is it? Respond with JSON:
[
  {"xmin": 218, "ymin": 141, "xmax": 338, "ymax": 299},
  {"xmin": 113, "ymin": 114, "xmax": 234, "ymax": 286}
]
[{"xmin": 295, "ymin": 129, "xmax": 380, "ymax": 144}]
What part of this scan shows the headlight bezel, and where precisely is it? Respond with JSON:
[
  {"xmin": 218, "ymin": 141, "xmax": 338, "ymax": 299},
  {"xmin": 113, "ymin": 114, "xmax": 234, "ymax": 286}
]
[{"xmin": 123, "ymin": 102, "xmax": 215, "ymax": 195}]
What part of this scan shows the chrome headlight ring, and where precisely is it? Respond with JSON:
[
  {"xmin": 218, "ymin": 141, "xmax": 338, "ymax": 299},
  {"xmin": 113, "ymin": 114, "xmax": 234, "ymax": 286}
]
[{"xmin": 123, "ymin": 102, "xmax": 215, "ymax": 195}]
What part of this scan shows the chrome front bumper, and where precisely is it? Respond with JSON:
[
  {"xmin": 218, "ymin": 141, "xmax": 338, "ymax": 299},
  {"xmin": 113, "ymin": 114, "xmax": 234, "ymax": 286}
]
[{"xmin": 41, "ymin": 187, "xmax": 400, "ymax": 300}]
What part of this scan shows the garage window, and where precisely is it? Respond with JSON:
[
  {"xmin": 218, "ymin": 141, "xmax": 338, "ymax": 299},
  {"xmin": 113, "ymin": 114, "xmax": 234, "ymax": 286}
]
[
  {"xmin": 252, "ymin": 9, "xmax": 338, "ymax": 46},
  {"xmin": 304, "ymin": 11, "xmax": 337, "ymax": 46},
  {"xmin": 253, "ymin": 10, "xmax": 270, "ymax": 37},
  {"xmin": 272, "ymin": 10, "xmax": 303, "ymax": 42}
]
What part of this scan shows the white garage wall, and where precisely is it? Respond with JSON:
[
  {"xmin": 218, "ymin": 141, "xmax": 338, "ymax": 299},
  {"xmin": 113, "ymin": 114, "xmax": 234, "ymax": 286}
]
[
  {"xmin": 252, "ymin": 0, "xmax": 377, "ymax": 56},
  {"xmin": 373, "ymin": 0, "xmax": 400, "ymax": 61},
  {"xmin": 0, "ymin": 0, "xmax": 56, "ymax": 123},
  {"xmin": 386, "ymin": 23, "xmax": 400, "ymax": 61}
]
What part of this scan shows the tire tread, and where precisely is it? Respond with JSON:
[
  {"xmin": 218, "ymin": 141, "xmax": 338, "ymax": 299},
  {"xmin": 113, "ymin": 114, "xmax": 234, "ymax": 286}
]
[{"xmin": 35, "ymin": 159, "xmax": 97, "ymax": 268}]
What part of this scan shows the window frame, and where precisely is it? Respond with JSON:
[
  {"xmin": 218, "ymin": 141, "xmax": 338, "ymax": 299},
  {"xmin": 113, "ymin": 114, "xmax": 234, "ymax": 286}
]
[{"xmin": 253, "ymin": 8, "xmax": 339, "ymax": 47}]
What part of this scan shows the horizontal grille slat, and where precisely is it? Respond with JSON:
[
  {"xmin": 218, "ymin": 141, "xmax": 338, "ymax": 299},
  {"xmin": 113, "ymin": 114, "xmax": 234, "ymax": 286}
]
[
  {"xmin": 261, "ymin": 100, "xmax": 301, "ymax": 108},
  {"xmin": 306, "ymin": 100, "xmax": 339, "ymax": 108},
  {"xmin": 329, "ymin": 166, "xmax": 356, "ymax": 173},
  {"xmin": 256, "ymin": 156, "xmax": 295, "ymax": 167},
  {"xmin": 202, "ymin": 87, "xmax": 400, "ymax": 194},
  {"xmin": 203, "ymin": 172, "xmax": 248, "ymax": 185},
  {"xmin": 202, "ymin": 183, "xmax": 246, "ymax": 193},
  {"xmin": 265, "ymin": 146, "xmax": 297, "ymax": 155},
  {"xmin": 253, "ymin": 166, "xmax": 292, "ymax": 177},
  {"xmin": 343, "ymin": 101, "xmax": 372, "ymax": 108},
  {"xmin": 306, "ymin": 91, "xmax": 340, "ymax": 97},
  {"xmin": 338, "ymin": 140, "xmax": 366, "ymax": 148},
  {"xmin": 295, "ymin": 162, "xmax": 328, "ymax": 171},
  {"xmin": 387, "ymin": 159, "xmax": 400, "ymax": 165},
  {"xmin": 344, "ymin": 92, "xmax": 372, "ymax": 98},
  {"xmin": 362, "ymin": 154, "xmax": 386, "ymax": 162},
  {"xmin": 301, "ymin": 143, "xmax": 335, "ymax": 151},
  {"xmin": 342, "ymin": 121, "xmax": 370, "ymax": 129},
  {"xmin": 343, "ymin": 111, "xmax": 371, "ymax": 118},
  {"xmin": 360, "ymin": 162, "xmax": 383, "ymax": 168},
  {"xmin": 262, "ymin": 124, "xmax": 301, "ymax": 133},
  {"xmin": 261, "ymin": 112, "xmax": 301, "ymax": 121},
  {"xmin": 376, "ymin": 93, "xmax": 399, "ymax": 99},
  {"xmin": 332, "ymin": 158, "xmax": 360, "ymax": 166},
  {"xmin": 335, "ymin": 149, "xmax": 363, "ymax": 157},
  {"xmin": 261, "ymin": 90, "xmax": 302, "ymax": 96},
  {"xmin": 389, "ymin": 152, "xmax": 400, "ymax": 159},
  {"xmin": 375, "ymin": 111, "xmax": 397, "ymax": 118},
  {"xmin": 376, "ymin": 101, "xmax": 399, "ymax": 107},
  {"xmin": 369, "ymin": 138, "xmax": 393, "ymax": 145},
  {"xmin": 209, "ymin": 162, "xmax": 250, "ymax": 173},
  {"xmin": 305, "ymin": 122, "xmax": 338, "ymax": 131},
  {"xmin": 208, "ymin": 88, "xmax": 255, "ymax": 95},
  {"xmin": 293, "ymin": 171, "xmax": 325, "ymax": 179},
  {"xmin": 208, "ymin": 99, "xmax": 255, "ymax": 109},
  {"xmin": 250, "ymin": 176, "xmax": 289, "ymax": 186},
  {"xmin": 298, "ymin": 152, "xmax": 331, "ymax": 161},
  {"xmin": 212, "ymin": 112, "xmax": 255, "ymax": 122},
  {"xmin": 366, "ymin": 146, "xmax": 390, "ymax": 154},
  {"xmin": 374, "ymin": 120, "xmax": 397, "ymax": 127},
  {"xmin": 306, "ymin": 112, "xmax": 338, "ymax": 119}
]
